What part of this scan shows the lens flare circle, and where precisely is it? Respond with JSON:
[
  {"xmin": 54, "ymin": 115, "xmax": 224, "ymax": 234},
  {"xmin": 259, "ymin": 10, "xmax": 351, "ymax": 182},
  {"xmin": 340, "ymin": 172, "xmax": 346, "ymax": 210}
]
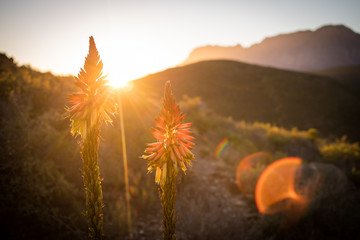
[{"xmin": 255, "ymin": 157, "xmax": 303, "ymax": 214}]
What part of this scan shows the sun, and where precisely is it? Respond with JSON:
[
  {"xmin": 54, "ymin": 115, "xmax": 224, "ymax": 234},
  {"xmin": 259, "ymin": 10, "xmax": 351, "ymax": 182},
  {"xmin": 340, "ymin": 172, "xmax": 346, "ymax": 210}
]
[
  {"xmin": 102, "ymin": 58, "xmax": 132, "ymax": 88},
  {"xmin": 94, "ymin": 34, "xmax": 164, "ymax": 89},
  {"xmin": 99, "ymin": 43, "xmax": 137, "ymax": 88},
  {"xmin": 106, "ymin": 70, "xmax": 129, "ymax": 88}
]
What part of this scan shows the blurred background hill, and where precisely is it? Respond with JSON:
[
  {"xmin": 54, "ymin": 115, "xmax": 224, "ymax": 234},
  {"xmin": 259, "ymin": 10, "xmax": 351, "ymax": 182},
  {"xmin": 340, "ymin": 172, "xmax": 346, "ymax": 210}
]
[
  {"xmin": 135, "ymin": 59, "xmax": 360, "ymax": 142},
  {"xmin": 310, "ymin": 64, "xmax": 360, "ymax": 96}
]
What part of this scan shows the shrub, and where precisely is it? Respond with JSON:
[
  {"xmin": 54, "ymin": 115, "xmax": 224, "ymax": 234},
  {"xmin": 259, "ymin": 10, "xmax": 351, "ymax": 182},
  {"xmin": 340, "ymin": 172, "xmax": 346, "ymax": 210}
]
[
  {"xmin": 266, "ymin": 127, "xmax": 288, "ymax": 147},
  {"xmin": 320, "ymin": 136, "xmax": 360, "ymax": 164},
  {"xmin": 307, "ymin": 128, "xmax": 318, "ymax": 142}
]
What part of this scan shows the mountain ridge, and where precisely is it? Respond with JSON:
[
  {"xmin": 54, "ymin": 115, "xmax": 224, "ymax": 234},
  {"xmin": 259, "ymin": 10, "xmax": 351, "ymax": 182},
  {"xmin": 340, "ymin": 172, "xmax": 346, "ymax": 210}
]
[{"xmin": 182, "ymin": 25, "xmax": 360, "ymax": 71}]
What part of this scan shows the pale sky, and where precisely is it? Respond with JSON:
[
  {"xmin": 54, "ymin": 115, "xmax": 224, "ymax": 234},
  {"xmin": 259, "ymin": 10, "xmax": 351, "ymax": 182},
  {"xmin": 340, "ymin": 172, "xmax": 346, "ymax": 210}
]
[{"xmin": 0, "ymin": 0, "xmax": 359, "ymax": 86}]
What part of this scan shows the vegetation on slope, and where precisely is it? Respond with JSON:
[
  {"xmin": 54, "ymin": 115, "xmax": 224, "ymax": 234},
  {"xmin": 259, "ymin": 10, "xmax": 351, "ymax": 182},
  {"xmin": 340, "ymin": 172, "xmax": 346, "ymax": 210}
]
[
  {"xmin": 1, "ymin": 53, "xmax": 360, "ymax": 239},
  {"xmin": 134, "ymin": 60, "xmax": 360, "ymax": 142}
]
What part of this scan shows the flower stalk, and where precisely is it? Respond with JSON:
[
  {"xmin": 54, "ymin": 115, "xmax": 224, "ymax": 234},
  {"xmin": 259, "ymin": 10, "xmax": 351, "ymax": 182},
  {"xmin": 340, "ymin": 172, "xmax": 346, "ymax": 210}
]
[
  {"xmin": 142, "ymin": 81, "xmax": 195, "ymax": 240},
  {"xmin": 68, "ymin": 36, "xmax": 115, "ymax": 240}
]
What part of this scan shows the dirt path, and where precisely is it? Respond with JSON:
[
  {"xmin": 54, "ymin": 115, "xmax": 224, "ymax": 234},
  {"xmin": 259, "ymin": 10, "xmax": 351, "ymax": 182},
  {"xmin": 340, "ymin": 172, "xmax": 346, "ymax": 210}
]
[
  {"xmin": 175, "ymin": 155, "xmax": 259, "ymax": 240},
  {"xmin": 130, "ymin": 154, "xmax": 258, "ymax": 240},
  {"xmin": 129, "ymin": 149, "xmax": 360, "ymax": 240}
]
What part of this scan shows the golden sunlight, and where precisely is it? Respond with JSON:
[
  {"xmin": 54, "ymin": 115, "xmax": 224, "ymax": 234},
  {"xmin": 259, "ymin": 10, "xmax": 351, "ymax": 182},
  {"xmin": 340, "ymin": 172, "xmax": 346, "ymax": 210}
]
[
  {"xmin": 99, "ymin": 40, "xmax": 139, "ymax": 88},
  {"xmin": 91, "ymin": 33, "xmax": 174, "ymax": 89},
  {"xmin": 98, "ymin": 36, "xmax": 159, "ymax": 88},
  {"xmin": 104, "ymin": 60, "xmax": 133, "ymax": 88}
]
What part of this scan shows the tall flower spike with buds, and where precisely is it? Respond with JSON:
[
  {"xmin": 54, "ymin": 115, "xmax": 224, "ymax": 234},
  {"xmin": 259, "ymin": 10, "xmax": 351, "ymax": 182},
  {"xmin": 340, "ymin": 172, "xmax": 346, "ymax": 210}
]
[
  {"xmin": 142, "ymin": 81, "xmax": 195, "ymax": 240},
  {"xmin": 68, "ymin": 36, "xmax": 115, "ymax": 240},
  {"xmin": 68, "ymin": 36, "xmax": 115, "ymax": 138}
]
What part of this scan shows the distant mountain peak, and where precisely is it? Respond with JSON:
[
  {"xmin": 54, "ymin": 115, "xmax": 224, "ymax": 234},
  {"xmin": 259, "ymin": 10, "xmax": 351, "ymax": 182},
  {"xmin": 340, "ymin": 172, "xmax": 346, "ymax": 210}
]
[
  {"xmin": 183, "ymin": 25, "xmax": 360, "ymax": 71},
  {"xmin": 316, "ymin": 24, "xmax": 353, "ymax": 32}
]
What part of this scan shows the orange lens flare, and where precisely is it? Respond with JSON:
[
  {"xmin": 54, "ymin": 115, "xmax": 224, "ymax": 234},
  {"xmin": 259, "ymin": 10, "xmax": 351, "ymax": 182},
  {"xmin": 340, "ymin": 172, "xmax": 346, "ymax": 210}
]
[
  {"xmin": 236, "ymin": 152, "xmax": 273, "ymax": 195},
  {"xmin": 255, "ymin": 157, "xmax": 305, "ymax": 215}
]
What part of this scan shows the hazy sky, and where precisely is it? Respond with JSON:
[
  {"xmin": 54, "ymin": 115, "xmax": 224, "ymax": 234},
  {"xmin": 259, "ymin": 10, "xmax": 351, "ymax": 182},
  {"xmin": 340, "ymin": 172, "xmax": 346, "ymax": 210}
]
[{"xmin": 0, "ymin": 0, "xmax": 359, "ymax": 85}]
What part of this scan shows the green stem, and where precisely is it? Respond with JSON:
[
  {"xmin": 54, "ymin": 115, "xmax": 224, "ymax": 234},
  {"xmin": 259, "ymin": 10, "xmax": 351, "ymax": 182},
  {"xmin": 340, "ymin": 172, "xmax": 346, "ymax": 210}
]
[
  {"xmin": 160, "ymin": 160, "xmax": 177, "ymax": 240},
  {"xmin": 81, "ymin": 122, "xmax": 103, "ymax": 240}
]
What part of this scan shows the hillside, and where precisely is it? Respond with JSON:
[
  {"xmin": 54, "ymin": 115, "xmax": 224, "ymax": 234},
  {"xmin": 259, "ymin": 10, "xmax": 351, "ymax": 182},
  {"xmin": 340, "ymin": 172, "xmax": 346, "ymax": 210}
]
[
  {"xmin": 2, "ymin": 52, "xmax": 360, "ymax": 239},
  {"xmin": 182, "ymin": 25, "xmax": 360, "ymax": 71},
  {"xmin": 311, "ymin": 64, "xmax": 360, "ymax": 96},
  {"xmin": 134, "ymin": 60, "xmax": 360, "ymax": 142}
]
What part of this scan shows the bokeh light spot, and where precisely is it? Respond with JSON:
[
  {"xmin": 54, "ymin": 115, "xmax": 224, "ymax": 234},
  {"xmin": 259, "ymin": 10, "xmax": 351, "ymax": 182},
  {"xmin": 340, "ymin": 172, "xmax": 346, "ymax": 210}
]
[{"xmin": 255, "ymin": 157, "xmax": 306, "ymax": 215}]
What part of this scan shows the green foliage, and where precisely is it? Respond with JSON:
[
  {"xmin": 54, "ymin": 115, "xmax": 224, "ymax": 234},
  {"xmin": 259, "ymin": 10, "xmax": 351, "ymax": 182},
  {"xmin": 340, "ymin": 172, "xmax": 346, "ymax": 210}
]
[
  {"xmin": 0, "ymin": 54, "xmax": 85, "ymax": 239},
  {"xmin": 180, "ymin": 96, "xmax": 320, "ymax": 165},
  {"xmin": 180, "ymin": 95, "xmax": 214, "ymax": 134},
  {"xmin": 0, "ymin": 53, "xmax": 161, "ymax": 239},
  {"xmin": 307, "ymin": 128, "xmax": 318, "ymax": 142},
  {"xmin": 320, "ymin": 136, "xmax": 360, "ymax": 164},
  {"xmin": 266, "ymin": 126, "xmax": 288, "ymax": 147}
]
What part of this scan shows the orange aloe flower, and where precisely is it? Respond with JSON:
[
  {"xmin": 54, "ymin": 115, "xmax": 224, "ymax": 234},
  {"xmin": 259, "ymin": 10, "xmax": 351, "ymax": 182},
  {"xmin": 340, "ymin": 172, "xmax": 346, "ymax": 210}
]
[
  {"xmin": 68, "ymin": 36, "xmax": 115, "ymax": 137},
  {"xmin": 67, "ymin": 36, "xmax": 116, "ymax": 240},
  {"xmin": 142, "ymin": 81, "xmax": 195, "ymax": 185}
]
